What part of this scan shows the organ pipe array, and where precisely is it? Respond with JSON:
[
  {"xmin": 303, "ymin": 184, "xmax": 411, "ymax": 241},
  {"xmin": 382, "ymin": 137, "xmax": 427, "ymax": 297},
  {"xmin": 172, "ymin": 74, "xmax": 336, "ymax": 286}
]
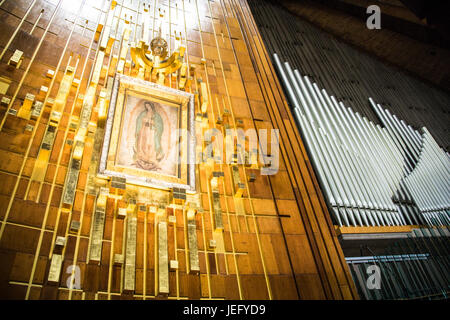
[
  {"xmin": 371, "ymin": 102, "xmax": 450, "ymax": 226},
  {"xmin": 249, "ymin": 0, "xmax": 449, "ymax": 151},
  {"xmin": 273, "ymin": 53, "xmax": 450, "ymax": 228}
]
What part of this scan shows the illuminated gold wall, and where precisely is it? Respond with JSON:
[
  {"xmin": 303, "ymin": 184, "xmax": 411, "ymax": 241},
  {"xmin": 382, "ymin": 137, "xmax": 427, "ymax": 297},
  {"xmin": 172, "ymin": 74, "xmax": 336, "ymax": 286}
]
[{"xmin": 0, "ymin": 0, "xmax": 357, "ymax": 300}]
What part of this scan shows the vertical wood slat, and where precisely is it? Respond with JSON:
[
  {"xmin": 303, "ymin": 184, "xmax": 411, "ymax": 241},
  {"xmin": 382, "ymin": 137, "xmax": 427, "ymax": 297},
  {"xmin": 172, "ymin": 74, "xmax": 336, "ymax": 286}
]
[{"xmin": 157, "ymin": 221, "xmax": 169, "ymax": 295}]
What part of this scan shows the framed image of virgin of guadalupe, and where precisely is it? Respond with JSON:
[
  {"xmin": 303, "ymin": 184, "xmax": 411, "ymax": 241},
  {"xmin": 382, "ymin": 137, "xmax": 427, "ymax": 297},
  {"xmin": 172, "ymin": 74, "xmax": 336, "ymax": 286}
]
[{"xmin": 99, "ymin": 74, "xmax": 196, "ymax": 192}]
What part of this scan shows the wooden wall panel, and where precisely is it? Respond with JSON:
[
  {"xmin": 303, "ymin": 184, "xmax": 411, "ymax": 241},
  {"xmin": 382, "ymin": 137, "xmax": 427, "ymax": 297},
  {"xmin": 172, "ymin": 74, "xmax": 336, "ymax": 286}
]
[{"xmin": 0, "ymin": 0, "xmax": 357, "ymax": 300}]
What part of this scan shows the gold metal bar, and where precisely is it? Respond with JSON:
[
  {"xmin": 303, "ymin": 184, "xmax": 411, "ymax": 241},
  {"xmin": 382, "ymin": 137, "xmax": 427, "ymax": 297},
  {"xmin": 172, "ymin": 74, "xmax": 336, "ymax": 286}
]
[
  {"xmin": 179, "ymin": 62, "xmax": 187, "ymax": 89},
  {"xmin": 16, "ymin": 93, "xmax": 35, "ymax": 119},
  {"xmin": 89, "ymin": 188, "xmax": 109, "ymax": 262},
  {"xmin": 52, "ymin": 63, "xmax": 76, "ymax": 121},
  {"xmin": 61, "ymin": 141, "xmax": 84, "ymax": 207},
  {"xmin": 232, "ymin": 165, "xmax": 245, "ymax": 198},
  {"xmin": 77, "ymin": 86, "xmax": 97, "ymax": 135},
  {"xmin": 212, "ymin": 190, "xmax": 224, "ymax": 230},
  {"xmin": 117, "ymin": 25, "xmax": 131, "ymax": 74},
  {"xmin": 187, "ymin": 217, "xmax": 200, "ymax": 273},
  {"xmin": 123, "ymin": 204, "xmax": 137, "ymax": 292},
  {"xmin": 200, "ymin": 81, "xmax": 208, "ymax": 113},
  {"xmin": 157, "ymin": 221, "xmax": 169, "ymax": 295},
  {"xmin": 99, "ymin": 1, "xmax": 117, "ymax": 53},
  {"xmin": 0, "ymin": 76, "xmax": 11, "ymax": 94},
  {"xmin": 29, "ymin": 125, "xmax": 56, "ymax": 182},
  {"xmin": 47, "ymin": 253, "xmax": 63, "ymax": 283},
  {"xmin": 1, "ymin": 96, "xmax": 10, "ymax": 106},
  {"xmin": 90, "ymin": 51, "xmax": 105, "ymax": 86}
]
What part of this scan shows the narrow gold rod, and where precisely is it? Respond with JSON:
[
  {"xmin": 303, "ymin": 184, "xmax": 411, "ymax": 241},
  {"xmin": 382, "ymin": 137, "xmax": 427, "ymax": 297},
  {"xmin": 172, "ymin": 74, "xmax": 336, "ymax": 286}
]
[
  {"xmin": 67, "ymin": 190, "xmax": 88, "ymax": 300},
  {"xmin": 154, "ymin": 213, "xmax": 158, "ymax": 295},
  {"xmin": 168, "ymin": 0, "xmax": 171, "ymax": 88},
  {"xmin": 143, "ymin": 205, "xmax": 148, "ymax": 300},
  {"xmin": 107, "ymin": 197, "xmax": 118, "ymax": 300},
  {"xmin": 119, "ymin": 213, "xmax": 127, "ymax": 294},
  {"xmin": 81, "ymin": 19, "xmax": 89, "ymax": 38},
  {"xmin": 201, "ymin": 213, "xmax": 212, "ymax": 298},
  {"xmin": 181, "ymin": 0, "xmax": 189, "ymax": 66},
  {"xmin": 30, "ymin": 9, "xmax": 45, "ymax": 35},
  {"xmin": 173, "ymin": 210, "xmax": 179, "ymax": 299},
  {"xmin": 152, "ymin": 0, "xmax": 157, "ymax": 42},
  {"xmin": 193, "ymin": 0, "xmax": 216, "ymax": 299}
]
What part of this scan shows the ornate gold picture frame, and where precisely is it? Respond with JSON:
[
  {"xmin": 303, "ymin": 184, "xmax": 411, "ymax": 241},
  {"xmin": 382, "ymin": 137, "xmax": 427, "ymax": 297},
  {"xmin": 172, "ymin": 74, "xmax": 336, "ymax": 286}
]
[{"xmin": 99, "ymin": 74, "xmax": 196, "ymax": 191}]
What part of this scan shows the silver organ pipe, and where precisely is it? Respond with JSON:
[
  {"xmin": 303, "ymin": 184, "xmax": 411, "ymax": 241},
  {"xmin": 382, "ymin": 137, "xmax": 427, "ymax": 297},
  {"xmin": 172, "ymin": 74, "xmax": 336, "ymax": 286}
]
[{"xmin": 273, "ymin": 53, "xmax": 450, "ymax": 227}]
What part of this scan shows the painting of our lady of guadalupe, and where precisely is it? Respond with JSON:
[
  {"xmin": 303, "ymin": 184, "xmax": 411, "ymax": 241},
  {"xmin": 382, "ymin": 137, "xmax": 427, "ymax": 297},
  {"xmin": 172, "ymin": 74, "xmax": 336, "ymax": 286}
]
[{"xmin": 116, "ymin": 93, "xmax": 179, "ymax": 177}]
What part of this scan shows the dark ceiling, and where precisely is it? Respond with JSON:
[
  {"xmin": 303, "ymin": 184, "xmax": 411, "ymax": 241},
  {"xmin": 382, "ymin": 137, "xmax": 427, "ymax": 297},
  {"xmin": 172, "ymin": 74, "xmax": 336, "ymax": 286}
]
[{"xmin": 400, "ymin": 0, "xmax": 450, "ymax": 39}]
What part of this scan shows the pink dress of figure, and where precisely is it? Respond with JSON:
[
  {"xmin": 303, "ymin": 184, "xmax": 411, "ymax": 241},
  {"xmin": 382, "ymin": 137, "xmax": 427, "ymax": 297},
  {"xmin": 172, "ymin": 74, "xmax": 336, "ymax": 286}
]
[{"xmin": 136, "ymin": 111, "xmax": 156, "ymax": 166}]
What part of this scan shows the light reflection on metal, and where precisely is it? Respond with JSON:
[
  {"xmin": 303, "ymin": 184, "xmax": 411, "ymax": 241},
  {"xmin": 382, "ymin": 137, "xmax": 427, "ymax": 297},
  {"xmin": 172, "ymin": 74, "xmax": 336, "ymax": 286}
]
[
  {"xmin": 157, "ymin": 221, "xmax": 169, "ymax": 295},
  {"xmin": 274, "ymin": 52, "xmax": 450, "ymax": 228},
  {"xmin": 187, "ymin": 209, "xmax": 200, "ymax": 273},
  {"xmin": 130, "ymin": 13, "xmax": 185, "ymax": 75}
]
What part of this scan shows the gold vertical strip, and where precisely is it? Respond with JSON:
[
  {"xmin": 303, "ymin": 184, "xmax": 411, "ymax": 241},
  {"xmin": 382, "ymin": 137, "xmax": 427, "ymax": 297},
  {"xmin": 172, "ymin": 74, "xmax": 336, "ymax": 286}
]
[
  {"xmin": 154, "ymin": 207, "xmax": 158, "ymax": 295},
  {"xmin": 47, "ymin": 254, "xmax": 63, "ymax": 283},
  {"xmin": 117, "ymin": 25, "xmax": 131, "ymax": 73},
  {"xmin": 106, "ymin": 194, "xmax": 117, "ymax": 300},
  {"xmin": 157, "ymin": 221, "xmax": 169, "ymax": 295},
  {"xmin": 200, "ymin": 212, "xmax": 212, "ymax": 299},
  {"xmin": 212, "ymin": 190, "xmax": 224, "ymax": 230},
  {"xmin": 187, "ymin": 217, "xmax": 200, "ymax": 273},
  {"xmin": 143, "ymin": 205, "xmax": 148, "ymax": 299},
  {"xmin": 68, "ymin": 189, "xmax": 89, "ymax": 300},
  {"xmin": 173, "ymin": 211, "xmax": 179, "ymax": 299},
  {"xmin": 124, "ymin": 206, "xmax": 137, "ymax": 292},
  {"xmin": 61, "ymin": 141, "xmax": 84, "ymax": 206},
  {"xmin": 51, "ymin": 61, "xmax": 77, "ymax": 120},
  {"xmin": 99, "ymin": 1, "xmax": 118, "ymax": 52},
  {"xmin": 89, "ymin": 188, "xmax": 109, "ymax": 262},
  {"xmin": 30, "ymin": 9, "xmax": 45, "ymax": 35},
  {"xmin": 192, "ymin": 0, "xmax": 217, "ymax": 299},
  {"xmin": 230, "ymin": 166, "xmax": 249, "ymax": 231},
  {"xmin": 182, "ymin": 207, "xmax": 189, "ymax": 291}
]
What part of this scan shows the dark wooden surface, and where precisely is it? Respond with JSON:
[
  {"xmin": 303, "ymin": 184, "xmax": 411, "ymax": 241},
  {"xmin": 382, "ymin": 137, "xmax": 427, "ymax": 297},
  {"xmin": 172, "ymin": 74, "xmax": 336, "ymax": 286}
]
[{"xmin": 0, "ymin": 0, "xmax": 358, "ymax": 300}]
